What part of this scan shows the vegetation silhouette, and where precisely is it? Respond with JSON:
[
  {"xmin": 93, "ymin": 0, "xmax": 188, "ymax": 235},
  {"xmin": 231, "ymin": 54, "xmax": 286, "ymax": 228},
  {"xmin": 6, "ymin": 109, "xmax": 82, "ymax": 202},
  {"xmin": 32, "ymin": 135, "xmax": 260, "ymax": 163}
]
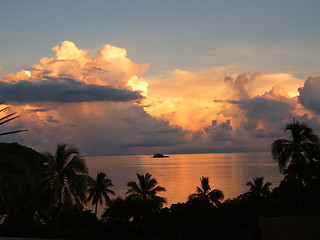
[
  {"xmin": 40, "ymin": 144, "xmax": 89, "ymax": 234},
  {"xmin": 126, "ymin": 172, "xmax": 166, "ymax": 208},
  {"xmin": 102, "ymin": 196, "xmax": 132, "ymax": 224},
  {"xmin": 0, "ymin": 143, "xmax": 43, "ymax": 236},
  {"xmin": 87, "ymin": 171, "xmax": 115, "ymax": 215},
  {"xmin": 0, "ymin": 103, "xmax": 27, "ymax": 136},
  {"xmin": 246, "ymin": 176, "xmax": 271, "ymax": 201},
  {"xmin": 188, "ymin": 176, "xmax": 224, "ymax": 206},
  {"xmin": 272, "ymin": 120, "xmax": 320, "ymax": 182},
  {"xmin": 272, "ymin": 120, "xmax": 320, "ymax": 213},
  {"xmin": 1, "ymin": 120, "xmax": 320, "ymax": 239}
]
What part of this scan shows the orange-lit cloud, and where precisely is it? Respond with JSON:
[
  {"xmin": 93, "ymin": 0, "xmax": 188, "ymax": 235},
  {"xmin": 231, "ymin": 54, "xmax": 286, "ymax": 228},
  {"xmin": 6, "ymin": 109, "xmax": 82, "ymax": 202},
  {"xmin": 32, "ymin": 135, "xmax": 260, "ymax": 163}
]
[
  {"xmin": 142, "ymin": 68, "xmax": 304, "ymax": 131},
  {"xmin": 3, "ymin": 41, "xmax": 149, "ymax": 88},
  {"xmin": 1, "ymin": 41, "xmax": 320, "ymax": 155},
  {"xmin": 0, "ymin": 41, "xmax": 185, "ymax": 155},
  {"xmin": 1, "ymin": 41, "xmax": 150, "ymax": 104}
]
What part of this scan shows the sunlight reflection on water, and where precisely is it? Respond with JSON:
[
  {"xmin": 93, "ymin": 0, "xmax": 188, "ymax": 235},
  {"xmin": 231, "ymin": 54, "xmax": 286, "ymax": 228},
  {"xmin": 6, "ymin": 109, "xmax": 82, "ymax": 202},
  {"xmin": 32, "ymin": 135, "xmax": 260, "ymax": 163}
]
[{"xmin": 86, "ymin": 152, "xmax": 283, "ymax": 209}]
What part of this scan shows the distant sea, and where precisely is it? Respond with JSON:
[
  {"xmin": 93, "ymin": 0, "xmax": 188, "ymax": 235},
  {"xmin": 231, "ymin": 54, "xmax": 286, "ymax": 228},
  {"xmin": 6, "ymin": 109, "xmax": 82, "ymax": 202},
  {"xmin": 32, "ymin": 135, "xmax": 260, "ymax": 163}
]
[{"xmin": 86, "ymin": 152, "xmax": 283, "ymax": 207}]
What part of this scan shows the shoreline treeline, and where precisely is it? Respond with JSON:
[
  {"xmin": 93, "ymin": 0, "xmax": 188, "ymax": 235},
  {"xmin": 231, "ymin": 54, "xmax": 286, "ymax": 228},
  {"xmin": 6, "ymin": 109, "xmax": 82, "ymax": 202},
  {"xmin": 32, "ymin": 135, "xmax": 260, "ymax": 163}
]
[{"xmin": 0, "ymin": 121, "xmax": 320, "ymax": 239}]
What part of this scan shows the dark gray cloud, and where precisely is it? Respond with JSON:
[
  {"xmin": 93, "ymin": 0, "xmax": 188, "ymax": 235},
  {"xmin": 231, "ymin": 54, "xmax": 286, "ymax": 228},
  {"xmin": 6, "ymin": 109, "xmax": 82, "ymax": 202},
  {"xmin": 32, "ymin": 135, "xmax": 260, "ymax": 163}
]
[
  {"xmin": 298, "ymin": 76, "xmax": 320, "ymax": 113},
  {"xmin": 0, "ymin": 80, "xmax": 142, "ymax": 103},
  {"xmin": 237, "ymin": 98, "xmax": 292, "ymax": 122},
  {"xmin": 224, "ymin": 73, "xmax": 252, "ymax": 99},
  {"xmin": 27, "ymin": 108, "xmax": 51, "ymax": 112},
  {"xmin": 233, "ymin": 97, "xmax": 293, "ymax": 137},
  {"xmin": 204, "ymin": 119, "xmax": 232, "ymax": 142},
  {"xmin": 46, "ymin": 116, "xmax": 59, "ymax": 123}
]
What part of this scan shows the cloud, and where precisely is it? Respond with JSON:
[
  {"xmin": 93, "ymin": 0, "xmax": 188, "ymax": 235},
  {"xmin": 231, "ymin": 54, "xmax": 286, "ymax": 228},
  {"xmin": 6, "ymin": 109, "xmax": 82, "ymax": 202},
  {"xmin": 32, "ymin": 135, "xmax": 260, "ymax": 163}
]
[
  {"xmin": 224, "ymin": 73, "xmax": 252, "ymax": 99},
  {"xmin": 1, "ymin": 41, "xmax": 149, "ymax": 104},
  {"xmin": 204, "ymin": 119, "xmax": 232, "ymax": 142},
  {"xmin": 9, "ymin": 102, "xmax": 187, "ymax": 156},
  {"xmin": 0, "ymin": 80, "xmax": 142, "ymax": 103},
  {"xmin": 3, "ymin": 41, "xmax": 320, "ymax": 156},
  {"xmin": 236, "ymin": 97, "xmax": 294, "ymax": 137},
  {"xmin": 27, "ymin": 108, "xmax": 51, "ymax": 112},
  {"xmin": 298, "ymin": 76, "xmax": 320, "ymax": 113},
  {"xmin": 143, "ymin": 69, "xmax": 303, "ymax": 131},
  {"xmin": 0, "ymin": 41, "xmax": 153, "ymax": 155},
  {"xmin": 2, "ymin": 40, "xmax": 149, "ymax": 88}
]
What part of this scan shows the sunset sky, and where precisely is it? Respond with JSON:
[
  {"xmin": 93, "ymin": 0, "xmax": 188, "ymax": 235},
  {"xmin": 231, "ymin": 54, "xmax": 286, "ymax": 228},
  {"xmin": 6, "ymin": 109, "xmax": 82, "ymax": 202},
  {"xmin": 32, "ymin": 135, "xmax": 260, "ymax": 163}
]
[{"xmin": 1, "ymin": 1, "xmax": 320, "ymax": 156}]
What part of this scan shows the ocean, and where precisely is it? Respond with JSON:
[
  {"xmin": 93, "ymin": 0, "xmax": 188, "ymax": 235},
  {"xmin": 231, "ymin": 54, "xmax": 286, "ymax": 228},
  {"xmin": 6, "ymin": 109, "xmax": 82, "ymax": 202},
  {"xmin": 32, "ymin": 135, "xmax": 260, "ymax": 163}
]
[{"xmin": 86, "ymin": 152, "xmax": 284, "ymax": 207}]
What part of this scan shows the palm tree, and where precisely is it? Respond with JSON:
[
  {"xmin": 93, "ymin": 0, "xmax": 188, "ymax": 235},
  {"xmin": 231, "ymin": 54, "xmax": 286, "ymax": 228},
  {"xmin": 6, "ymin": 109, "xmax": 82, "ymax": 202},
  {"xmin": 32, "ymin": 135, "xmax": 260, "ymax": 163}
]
[
  {"xmin": 0, "ymin": 103, "xmax": 27, "ymax": 136},
  {"xmin": 246, "ymin": 176, "xmax": 271, "ymax": 200},
  {"xmin": 87, "ymin": 172, "xmax": 115, "ymax": 215},
  {"xmin": 271, "ymin": 120, "xmax": 320, "ymax": 183},
  {"xmin": 272, "ymin": 120, "xmax": 320, "ymax": 214},
  {"xmin": 40, "ymin": 144, "xmax": 88, "ymax": 233},
  {"xmin": 188, "ymin": 176, "xmax": 224, "ymax": 206},
  {"xmin": 126, "ymin": 172, "xmax": 166, "ymax": 208}
]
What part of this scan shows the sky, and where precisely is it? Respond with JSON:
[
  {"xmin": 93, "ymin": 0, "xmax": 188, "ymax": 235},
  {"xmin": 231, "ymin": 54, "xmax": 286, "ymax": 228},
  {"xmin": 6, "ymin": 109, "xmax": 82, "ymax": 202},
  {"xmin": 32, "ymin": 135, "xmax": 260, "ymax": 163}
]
[{"xmin": 0, "ymin": 0, "xmax": 320, "ymax": 156}]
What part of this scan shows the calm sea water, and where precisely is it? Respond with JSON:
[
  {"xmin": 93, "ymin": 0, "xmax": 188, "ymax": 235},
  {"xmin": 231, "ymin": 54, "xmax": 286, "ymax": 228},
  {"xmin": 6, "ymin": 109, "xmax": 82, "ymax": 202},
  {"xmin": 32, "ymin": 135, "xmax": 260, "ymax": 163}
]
[{"xmin": 86, "ymin": 152, "xmax": 284, "ymax": 207}]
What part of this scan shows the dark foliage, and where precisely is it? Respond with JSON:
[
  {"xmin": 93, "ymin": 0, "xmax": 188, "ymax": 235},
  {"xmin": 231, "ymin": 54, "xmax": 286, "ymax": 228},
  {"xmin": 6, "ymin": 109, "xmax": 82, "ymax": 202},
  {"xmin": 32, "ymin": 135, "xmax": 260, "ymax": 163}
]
[
  {"xmin": 0, "ymin": 143, "xmax": 44, "ymax": 237},
  {"xmin": 2, "ymin": 120, "xmax": 320, "ymax": 239}
]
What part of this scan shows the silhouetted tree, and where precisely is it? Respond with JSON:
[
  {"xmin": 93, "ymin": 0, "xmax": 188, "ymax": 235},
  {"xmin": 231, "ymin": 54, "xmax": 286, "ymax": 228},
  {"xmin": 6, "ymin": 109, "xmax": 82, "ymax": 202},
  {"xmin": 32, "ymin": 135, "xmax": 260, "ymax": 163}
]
[
  {"xmin": 246, "ymin": 176, "xmax": 271, "ymax": 201},
  {"xmin": 102, "ymin": 197, "xmax": 130, "ymax": 223},
  {"xmin": 126, "ymin": 173, "xmax": 166, "ymax": 209},
  {"xmin": 272, "ymin": 120, "xmax": 320, "ymax": 214},
  {"xmin": 103, "ymin": 196, "xmax": 150, "ymax": 224},
  {"xmin": 188, "ymin": 176, "xmax": 224, "ymax": 206},
  {"xmin": 272, "ymin": 120, "xmax": 320, "ymax": 183},
  {"xmin": 87, "ymin": 172, "xmax": 115, "ymax": 215},
  {"xmin": 40, "ymin": 144, "xmax": 88, "ymax": 233}
]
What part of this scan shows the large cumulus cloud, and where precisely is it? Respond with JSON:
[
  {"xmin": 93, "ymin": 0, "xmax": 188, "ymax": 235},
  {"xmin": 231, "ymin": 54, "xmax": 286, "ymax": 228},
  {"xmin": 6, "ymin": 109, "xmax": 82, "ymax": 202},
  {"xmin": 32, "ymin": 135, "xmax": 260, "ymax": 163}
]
[
  {"xmin": 2, "ymin": 40, "xmax": 320, "ymax": 155},
  {"xmin": 3, "ymin": 41, "xmax": 149, "ymax": 87},
  {"xmin": 0, "ymin": 41, "xmax": 186, "ymax": 155},
  {"xmin": 1, "ymin": 41, "xmax": 147, "ymax": 104}
]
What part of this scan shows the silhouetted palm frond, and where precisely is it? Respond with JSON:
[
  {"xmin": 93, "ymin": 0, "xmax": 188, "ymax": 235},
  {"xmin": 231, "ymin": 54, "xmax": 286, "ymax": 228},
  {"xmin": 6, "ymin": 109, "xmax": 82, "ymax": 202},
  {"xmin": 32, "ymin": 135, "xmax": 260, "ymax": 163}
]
[
  {"xmin": 126, "ymin": 172, "xmax": 166, "ymax": 207},
  {"xmin": 188, "ymin": 176, "xmax": 224, "ymax": 206},
  {"xmin": 0, "ymin": 103, "xmax": 27, "ymax": 136},
  {"xmin": 271, "ymin": 120, "xmax": 320, "ymax": 182},
  {"xmin": 87, "ymin": 171, "xmax": 115, "ymax": 214}
]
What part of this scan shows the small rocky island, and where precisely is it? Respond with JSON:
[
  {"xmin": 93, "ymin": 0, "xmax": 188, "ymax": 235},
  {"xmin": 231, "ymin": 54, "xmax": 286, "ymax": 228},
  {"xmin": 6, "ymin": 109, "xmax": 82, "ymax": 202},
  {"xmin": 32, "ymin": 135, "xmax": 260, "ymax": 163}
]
[{"xmin": 152, "ymin": 153, "xmax": 169, "ymax": 158}]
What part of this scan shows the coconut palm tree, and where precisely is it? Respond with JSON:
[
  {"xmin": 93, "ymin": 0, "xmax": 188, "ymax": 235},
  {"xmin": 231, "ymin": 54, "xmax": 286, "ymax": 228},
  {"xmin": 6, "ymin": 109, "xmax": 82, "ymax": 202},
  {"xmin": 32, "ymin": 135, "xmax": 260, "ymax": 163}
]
[
  {"xmin": 40, "ymin": 144, "xmax": 88, "ymax": 233},
  {"xmin": 126, "ymin": 172, "xmax": 166, "ymax": 208},
  {"xmin": 246, "ymin": 176, "xmax": 271, "ymax": 200},
  {"xmin": 188, "ymin": 176, "xmax": 224, "ymax": 206},
  {"xmin": 87, "ymin": 172, "xmax": 115, "ymax": 215},
  {"xmin": 271, "ymin": 120, "xmax": 320, "ymax": 183},
  {"xmin": 272, "ymin": 120, "xmax": 320, "ymax": 214}
]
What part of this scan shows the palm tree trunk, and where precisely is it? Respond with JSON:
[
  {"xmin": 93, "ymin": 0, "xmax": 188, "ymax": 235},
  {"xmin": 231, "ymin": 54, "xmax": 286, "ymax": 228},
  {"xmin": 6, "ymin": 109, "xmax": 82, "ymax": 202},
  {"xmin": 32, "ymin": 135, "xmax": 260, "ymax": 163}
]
[
  {"xmin": 297, "ymin": 177, "xmax": 304, "ymax": 215},
  {"xmin": 57, "ymin": 186, "xmax": 63, "ymax": 235},
  {"xmin": 95, "ymin": 203, "xmax": 98, "ymax": 216}
]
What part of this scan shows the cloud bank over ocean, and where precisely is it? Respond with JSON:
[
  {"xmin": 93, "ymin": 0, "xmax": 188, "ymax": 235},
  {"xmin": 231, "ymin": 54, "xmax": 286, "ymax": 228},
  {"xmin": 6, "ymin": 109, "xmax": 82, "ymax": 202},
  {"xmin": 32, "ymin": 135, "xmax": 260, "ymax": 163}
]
[{"xmin": 1, "ymin": 41, "xmax": 319, "ymax": 155}]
